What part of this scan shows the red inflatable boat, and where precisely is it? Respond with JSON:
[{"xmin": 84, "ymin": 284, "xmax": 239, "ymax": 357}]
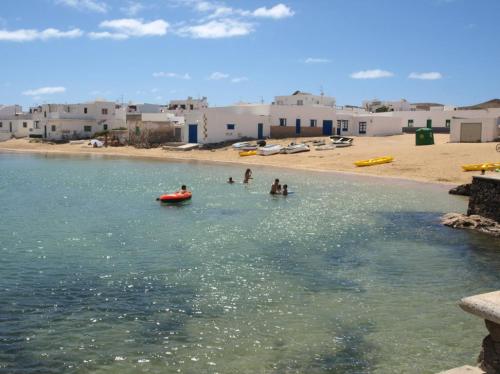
[{"xmin": 158, "ymin": 191, "xmax": 192, "ymax": 203}]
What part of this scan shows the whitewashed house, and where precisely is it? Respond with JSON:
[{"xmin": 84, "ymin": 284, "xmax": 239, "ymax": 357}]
[
  {"xmin": 0, "ymin": 105, "xmax": 33, "ymax": 140},
  {"xmin": 29, "ymin": 100, "xmax": 125, "ymax": 140}
]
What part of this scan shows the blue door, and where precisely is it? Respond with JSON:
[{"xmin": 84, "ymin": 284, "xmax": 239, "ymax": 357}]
[
  {"xmin": 322, "ymin": 120, "xmax": 333, "ymax": 135},
  {"xmin": 257, "ymin": 123, "xmax": 264, "ymax": 139},
  {"xmin": 188, "ymin": 124, "xmax": 198, "ymax": 143},
  {"xmin": 295, "ymin": 119, "xmax": 301, "ymax": 135}
]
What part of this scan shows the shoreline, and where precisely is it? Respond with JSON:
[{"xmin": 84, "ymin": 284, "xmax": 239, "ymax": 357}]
[
  {"xmin": 1, "ymin": 134, "xmax": 497, "ymax": 187},
  {"xmin": 0, "ymin": 145, "xmax": 458, "ymax": 189}
]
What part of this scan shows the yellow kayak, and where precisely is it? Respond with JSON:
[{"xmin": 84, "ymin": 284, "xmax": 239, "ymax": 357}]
[
  {"xmin": 239, "ymin": 150, "xmax": 257, "ymax": 157},
  {"xmin": 462, "ymin": 162, "xmax": 500, "ymax": 171},
  {"xmin": 354, "ymin": 156, "xmax": 394, "ymax": 167}
]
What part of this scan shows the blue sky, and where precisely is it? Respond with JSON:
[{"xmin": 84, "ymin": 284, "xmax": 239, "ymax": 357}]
[{"xmin": 1, "ymin": 0, "xmax": 499, "ymax": 108}]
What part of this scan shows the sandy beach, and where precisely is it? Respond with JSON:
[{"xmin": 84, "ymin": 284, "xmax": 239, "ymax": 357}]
[{"xmin": 1, "ymin": 134, "xmax": 498, "ymax": 185}]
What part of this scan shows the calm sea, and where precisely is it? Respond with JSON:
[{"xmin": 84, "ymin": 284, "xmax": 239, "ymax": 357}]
[{"xmin": 1, "ymin": 153, "xmax": 499, "ymax": 374}]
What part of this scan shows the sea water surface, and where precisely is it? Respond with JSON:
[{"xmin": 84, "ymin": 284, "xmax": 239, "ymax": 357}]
[{"xmin": 1, "ymin": 153, "xmax": 499, "ymax": 374}]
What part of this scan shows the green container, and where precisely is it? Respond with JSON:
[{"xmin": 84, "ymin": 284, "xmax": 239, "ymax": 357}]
[{"xmin": 416, "ymin": 128, "xmax": 434, "ymax": 146}]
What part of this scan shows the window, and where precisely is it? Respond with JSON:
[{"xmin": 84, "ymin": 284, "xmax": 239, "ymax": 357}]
[
  {"xmin": 23, "ymin": 122, "xmax": 27, "ymax": 128},
  {"xmin": 0, "ymin": 122, "xmax": 2, "ymax": 128},
  {"xmin": 445, "ymin": 119, "xmax": 451, "ymax": 128},
  {"xmin": 103, "ymin": 124, "xmax": 108, "ymax": 130},
  {"xmin": 408, "ymin": 119, "xmax": 414, "ymax": 127},
  {"xmin": 44, "ymin": 111, "xmax": 47, "ymax": 118},
  {"xmin": 297, "ymin": 100, "xmax": 303, "ymax": 106},
  {"xmin": 226, "ymin": 124, "xmax": 235, "ymax": 130},
  {"xmin": 337, "ymin": 120, "xmax": 348, "ymax": 131},
  {"xmin": 84, "ymin": 125, "xmax": 92, "ymax": 132},
  {"xmin": 101, "ymin": 108, "xmax": 108, "ymax": 115},
  {"xmin": 190, "ymin": 104, "xmax": 194, "ymax": 110},
  {"xmin": 34, "ymin": 121, "xmax": 40, "ymax": 129},
  {"xmin": 310, "ymin": 119, "xmax": 317, "ymax": 127},
  {"xmin": 358, "ymin": 122, "xmax": 367, "ymax": 134},
  {"xmin": 279, "ymin": 118, "xmax": 287, "ymax": 126},
  {"xmin": 84, "ymin": 107, "xmax": 88, "ymax": 114},
  {"xmin": 51, "ymin": 125, "xmax": 56, "ymax": 132}
]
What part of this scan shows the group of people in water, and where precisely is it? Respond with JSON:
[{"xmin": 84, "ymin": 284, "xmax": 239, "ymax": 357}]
[
  {"xmin": 227, "ymin": 169, "xmax": 288, "ymax": 196},
  {"xmin": 174, "ymin": 169, "xmax": 290, "ymax": 198}
]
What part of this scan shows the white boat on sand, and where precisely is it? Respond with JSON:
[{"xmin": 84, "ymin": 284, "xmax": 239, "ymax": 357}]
[
  {"xmin": 258, "ymin": 144, "xmax": 283, "ymax": 156},
  {"xmin": 330, "ymin": 136, "xmax": 353, "ymax": 147},
  {"xmin": 284, "ymin": 143, "xmax": 310, "ymax": 154},
  {"xmin": 232, "ymin": 141, "xmax": 252, "ymax": 149}
]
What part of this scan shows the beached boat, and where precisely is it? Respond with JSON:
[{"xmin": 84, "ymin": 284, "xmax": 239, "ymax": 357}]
[
  {"xmin": 158, "ymin": 191, "xmax": 192, "ymax": 203},
  {"xmin": 284, "ymin": 143, "xmax": 310, "ymax": 154},
  {"xmin": 354, "ymin": 156, "xmax": 394, "ymax": 167},
  {"xmin": 258, "ymin": 144, "xmax": 283, "ymax": 156},
  {"xmin": 232, "ymin": 142, "xmax": 252, "ymax": 149},
  {"xmin": 239, "ymin": 150, "xmax": 257, "ymax": 157},
  {"xmin": 315, "ymin": 144, "xmax": 337, "ymax": 151},
  {"xmin": 462, "ymin": 162, "xmax": 500, "ymax": 171},
  {"xmin": 330, "ymin": 136, "xmax": 353, "ymax": 147}
]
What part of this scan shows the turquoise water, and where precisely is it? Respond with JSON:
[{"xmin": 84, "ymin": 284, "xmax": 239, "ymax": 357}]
[{"xmin": 1, "ymin": 153, "xmax": 499, "ymax": 374}]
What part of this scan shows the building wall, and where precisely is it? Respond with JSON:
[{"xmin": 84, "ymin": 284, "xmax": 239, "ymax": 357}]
[
  {"xmin": 184, "ymin": 105, "xmax": 271, "ymax": 144},
  {"xmin": 450, "ymin": 117, "xmax": 499, "ymax": 142},
  {"xmin": 0, "ymin": 118, "xmax": 33, "ymax": 138},
  {"xmin": 274, "ymin": 93, "xmax": 335, "ymax": 107}
]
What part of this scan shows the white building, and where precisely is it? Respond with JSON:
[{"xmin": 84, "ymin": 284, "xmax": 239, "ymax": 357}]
[
  {"xmin": 0, "ymin": 105, "xmax": 33, "ymax": 140},
  {"xmin": 181, "ymin": 92, "xmax": 404, "ymax": 144},
  {"xmin": 29, "ymin": 100, "xmax": 125, "ymax": 140},
  {"xmin": 450, "ymin": 113, "xmax": 500, "ymax": 143}
]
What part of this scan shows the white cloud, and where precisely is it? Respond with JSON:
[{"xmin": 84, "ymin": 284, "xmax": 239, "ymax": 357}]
[
  {"xmin": 0, "ymin": 28, "xmax": 83, "ymax": 42},
  {"xmin": 408, "ymin": 72, "xmax": 443, "ymax": 80},
  {"xmin": 55, "ymin": 0, "xmax": 108, "ymax": 13},
  {"xmin": 120, "ymin": 2, "xmax": 144, "ymax": 16},
  {"xmin": 207, "ymin": 72, "xmax": 229, "ymax": 80},
  {"xmin": 23, "ymin": 86, "xmax": 66, "ymax": 96},
  {"xmin": 350, "ymin": 69, "xmax": 394, "ymax": 79},
  {"xmin": 252, "ymin": 4, "xmax": 294, "ymax": 19},
  {"xmin": 179, "ymin": 19, "xmax": 253, "ymax": 38},
  {"xmin": 88, "ymin": 31, "xmax": 129, "ymax": 40},
  {"xmin": 153, "ymin": 72, "xmax": 191, "ymax": 80},
  {"xmin": 304, "ymin": 57, "xmax": 331, "ymax": 64},
  {"xmin": 93, "ymin": 18, "xmax": 169, "ymax": 39},
  {"xmin": 231, "ymin": 76, "xmax": 248, "ymax": 83}
]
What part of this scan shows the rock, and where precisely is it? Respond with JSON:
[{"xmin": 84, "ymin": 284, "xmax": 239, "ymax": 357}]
[
  {"xmin": 449, "ymin": 183, "xmax": 472, "ymax": 196},
  {"xmin": 442, "ymin": 213, "xmax": 500, "ymax": 237}
]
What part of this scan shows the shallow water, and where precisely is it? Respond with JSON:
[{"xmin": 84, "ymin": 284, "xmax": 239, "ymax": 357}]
[{"xmin": 1, "ymin": 153, "xmax": 499, "ymax": 374}]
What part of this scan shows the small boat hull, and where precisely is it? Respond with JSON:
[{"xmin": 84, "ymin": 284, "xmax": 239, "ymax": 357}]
[
  {"xmin": 159, "ymin": 192, "xmax": 192, "ymax": 203},
  {"xmin": 462, "ymin": 163, "xmax": 500, "ymax": 171},
  {"xmin": 354, "ymin": 156, "xmax": 394, "ymax": 167},
  {"xmin": 258, "ymin": 145, "xmax": 283, "ymax": 156},
  {"xmin": 284, "ymin": 144, "xmax": 310, "ymax": 154}
]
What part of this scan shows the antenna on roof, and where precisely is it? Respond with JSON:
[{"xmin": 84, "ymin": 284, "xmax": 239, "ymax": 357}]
[
  {"xmin": 260, "ymin": 96, "xmax": 264, "ymax": 104},
  {"xmin": 320, "ymin": 85, "xmax": 324, "ymax": 96}
]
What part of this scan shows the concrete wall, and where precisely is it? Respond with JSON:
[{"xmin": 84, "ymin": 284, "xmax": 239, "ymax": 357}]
[
  {"xmin": 450, "ymin": 117, "xmax": 499, "ymax": 142},
  {"xmin": 274, "ymin": 93, "xmax": 335, "ymax": 107}
]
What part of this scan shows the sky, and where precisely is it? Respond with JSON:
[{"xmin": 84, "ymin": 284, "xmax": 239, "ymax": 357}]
[{"xmin": 1, "ymin": 0, "xmax": 499, "ymax": 108}]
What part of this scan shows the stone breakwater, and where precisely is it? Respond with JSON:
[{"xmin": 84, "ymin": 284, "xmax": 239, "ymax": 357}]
[
  {"xmin": 443, "ymin": 175, "xmax": 500, "ymax": 237},
  {"xmin": 467, "ymin": 175, "xmax": 500, "ymax": 223},
  {"xmin": 441, "ymin": 213, "xmax": 500, "ymax": 237}
]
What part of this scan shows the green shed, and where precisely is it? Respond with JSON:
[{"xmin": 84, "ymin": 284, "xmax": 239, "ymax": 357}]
[{"xmin": 416, "ymin": 128, "xmax": 434, "ymax": 146}]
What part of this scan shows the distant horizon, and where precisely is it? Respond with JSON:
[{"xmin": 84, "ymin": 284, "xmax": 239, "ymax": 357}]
[{"xmin": 1, "ymin": 0, "xmax": 499, "ymax": 108}]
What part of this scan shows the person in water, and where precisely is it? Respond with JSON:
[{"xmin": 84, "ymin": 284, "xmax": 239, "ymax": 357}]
[
  {"xmin": 243, "ymin": 169, "xmax": 252, "ymax": 183},
  {"xmin": 270, "ymin": 179, "xmax": 280, "ymax": 194},
  {"xmin": 227, "ymin": 177, "xmax": 235, "ymax": 184},
  {"xmin": 282, "ymin": 184, "xmax": 288, "ymax": 196},
  {"xmin": 177, "ymin": 185, "xmax": 189, "ymax": 194}
]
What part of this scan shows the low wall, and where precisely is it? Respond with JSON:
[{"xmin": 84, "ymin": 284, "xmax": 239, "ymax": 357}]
[
  {"xmin": 270, "ymin": 126, "xmax": 323, "ymax": 139},
  {"xmin": 467, "ymin": 175, "xmax": 500, "ymax": 222},
  {"xmin": 402, "ymin": 127, "xmax": 450, "ymax": 134}
]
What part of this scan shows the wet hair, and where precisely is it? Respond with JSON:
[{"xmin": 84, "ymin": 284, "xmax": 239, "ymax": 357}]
[
  {"xmin": 283, "ymin": 184, "xmax": 288, "ymax": 189},
  {"xmin": 181, "ymin": 185, "xmax": 186, "ymax": 189},
  {"xmin": 274, "ymin": 179, "xmax": 279, "ymax": 183}
]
